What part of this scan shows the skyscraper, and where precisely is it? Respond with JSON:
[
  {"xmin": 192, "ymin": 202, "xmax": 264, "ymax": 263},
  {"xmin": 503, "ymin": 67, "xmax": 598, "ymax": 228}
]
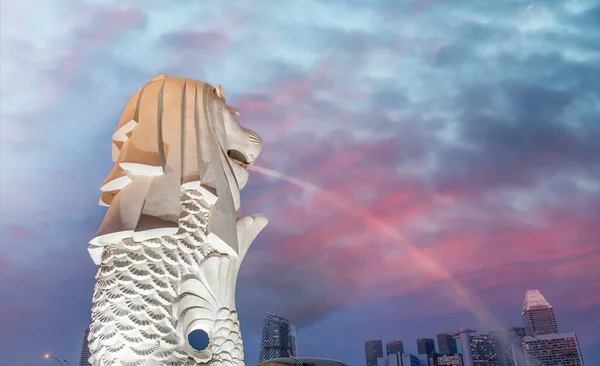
[
  {"xmin": 386, "ymin": 340, "xmax": 404, "ymax": 356},
  {"xmin": 259, "ymin": 313, "xmax": 295, "ymax": 363},
  {"xmin": 522, "ymin": 332, "xmax": 584, "ymax": 366},
  {"xmin": 519, "ymin": 289, "xmax": 585, "ymax": 365},
  {"xmin": 365, "ymin": 340, "xmax": 383, "ymax": 366},
  {"xmin": 400, "ymin": 353, "xmax": 422, "ymax": 366},
  {"xmin": 79, "ymin": 328, "xmax": 91, "ymax": 366},
  {"xmin": 437, "ymin": 333, "xmax": 458, "ymax": 355},
  {"xmin": 490, "ymin": 327, "xmax": 525, "ymax": 366},
  {"xmin": 454, "ymin": 329, "xmax": 475, "ymax": 366},
  {"xmin": 469, "ymin": 334, "xmax": 498, "ymax": 366},
  {"xmin": 289, "ymin": 324, "xmax": 298, "ymax": 357},
  {"xmin": 430, "ymin": 353, "xmax": 464, "ymax": 366},
  {"xmin": 521, "ymin": 289, "xmax": 558, "ymax": 336},
  {"xmin": 417, "ymin": 338, "xmax": 436, "ymax": 355},
  {"xmin": 383, "ymin": 353, "xmax": 401, "ymax": 366}
]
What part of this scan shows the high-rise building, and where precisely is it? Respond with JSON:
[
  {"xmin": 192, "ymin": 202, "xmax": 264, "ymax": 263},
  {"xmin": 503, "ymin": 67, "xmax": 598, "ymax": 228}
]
[
  {"xmin": 417, "ymin": 338, "xmax": 436, "ymax": 355},
  {"xmin": 417, "ymin": 353, "xmax": 431, "ymax": 366},
  {"xmin": 365, "ymin": 340, "xmax": 384, "ymax": 366},
  {"xmin": 386, "ymin": 340, "xmax": 404, "ymax": 356},
  {"xmin": 521, "ymin": 289, "xmax": 558, "ymax": 336},
  {"xmin": 437, "ymin": 333, "xmax": 458, "ymax": 355},
  {"xmin": 522, "ymin": 332, "xmax": 584, "ymax": 366},
  {"xmin": 289, "ymin": 324, "xmax": 298, "ymax": 357},
  {"xmin": 380, "ymin": 353, "xmax": 400, "ymax": 366},
  {"xmin": 79, "ymin": 328, "xmax": 91, "ymax": 366},
  {"xmin": 454, "ymin": 329, "xmax": 475, "ymax": 366},
  {"xmin": 378, "ymin": 353, "xmax": 421, "ymax": 366},
  {"xmin": 469, "ymin": 334, "xmax": 498, "ymax": 366},
  {"xmin": 490, "ymin": 327, "xmax": 525, "ymax": 366},
  {"xmin": 400, "ymin": 353, "xmax": 422, "ymax": 366},
  {"xmin": 430, "ymin": 353, "xmax": 464, "ymax": 366},
  {"xmin": 259, "ymin": 313, "xmax": 295, "ymax": 363}
]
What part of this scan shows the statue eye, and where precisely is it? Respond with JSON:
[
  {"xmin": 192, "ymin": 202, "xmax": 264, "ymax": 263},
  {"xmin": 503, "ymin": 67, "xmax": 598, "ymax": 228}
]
[{"xmin": 188, "ymin": 329, "xmax": 210, "ymax": 351}]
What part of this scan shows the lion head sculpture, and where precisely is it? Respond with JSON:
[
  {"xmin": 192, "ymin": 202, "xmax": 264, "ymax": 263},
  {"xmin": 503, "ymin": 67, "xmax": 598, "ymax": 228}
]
[{"xmin": 89, "ymin": 74, "xmax": 264, "ymax": 264}]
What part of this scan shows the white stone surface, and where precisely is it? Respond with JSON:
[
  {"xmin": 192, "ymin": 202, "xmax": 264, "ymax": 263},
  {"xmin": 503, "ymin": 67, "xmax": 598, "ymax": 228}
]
[{"xmin": 88, "ymin": 75, "xmax": 268, "ymax": 365}]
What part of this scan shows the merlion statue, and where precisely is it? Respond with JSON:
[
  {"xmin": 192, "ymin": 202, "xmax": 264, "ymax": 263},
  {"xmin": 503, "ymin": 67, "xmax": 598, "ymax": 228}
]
[{"xmin": 87, "ymin": 75, "xmax": 268, "ymax": 366}]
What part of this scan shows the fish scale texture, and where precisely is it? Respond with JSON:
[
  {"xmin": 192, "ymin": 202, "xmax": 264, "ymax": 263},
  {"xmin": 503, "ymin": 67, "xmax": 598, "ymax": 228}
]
[{"xmin": 88, "ymin": 189, "xmax": 244, "ymax": 366}]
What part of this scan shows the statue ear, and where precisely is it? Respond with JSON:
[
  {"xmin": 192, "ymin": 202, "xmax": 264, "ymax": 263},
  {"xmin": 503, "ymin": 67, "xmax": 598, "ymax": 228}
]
[{"xmin": 215, "ymin": 84, "xmax": 227, "ymax": 101}]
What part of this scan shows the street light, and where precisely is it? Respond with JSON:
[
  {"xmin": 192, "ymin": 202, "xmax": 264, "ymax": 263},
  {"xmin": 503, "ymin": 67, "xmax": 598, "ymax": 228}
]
[{"xmin": 44, "ymin": 354, "xmax": 69, "ymax": 366}]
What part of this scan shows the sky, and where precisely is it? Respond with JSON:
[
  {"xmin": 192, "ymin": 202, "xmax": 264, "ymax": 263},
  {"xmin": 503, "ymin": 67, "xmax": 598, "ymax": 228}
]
[{"xmin": 1, "ymin": 0, "xmax": 599, "ymax": 365}]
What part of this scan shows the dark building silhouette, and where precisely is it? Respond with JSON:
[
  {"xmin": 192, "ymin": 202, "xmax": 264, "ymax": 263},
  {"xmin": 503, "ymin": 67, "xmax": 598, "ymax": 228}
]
[
  {"xmin": 365, "ymin": 340, "xmax": 383, "ymax": 366},
  {"xmin": 79, "ymin": 328, "xmax": 91, "ymax": 366},
  {"xmin": 417, "ymin": 338, "xmax": 436, "ymax": 355},
  {"xmin": 386, "ymin": 340, "xmax": 404, "ymax": 356},
  {"xmin": 259, "ymin": 313, "xmax": 295, "ymax": 363},
  {"xmin": 437, "ymin": 333, "xmax": 458, "ymax": 355},
  {"xmin": 522, "ymin": 289, "xmax": 558, "ymax": 336}
]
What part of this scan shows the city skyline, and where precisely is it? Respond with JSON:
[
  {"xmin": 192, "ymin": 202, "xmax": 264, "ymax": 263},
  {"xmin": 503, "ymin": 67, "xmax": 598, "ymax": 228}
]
[
  {"xmin": 47, "ymin": 286, "xmax": 591, "ymax": 366},
  {"xmin": 2, "ymin": 0, "xmax": 599, "ymax": 365},
  {"xmin": 367, "ymin": 289, "xmax": 586, "ymax": 366}
]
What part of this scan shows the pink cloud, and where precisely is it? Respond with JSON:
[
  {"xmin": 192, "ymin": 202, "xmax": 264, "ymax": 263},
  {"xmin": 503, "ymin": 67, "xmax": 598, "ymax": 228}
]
[{"xmin": 236, "ymin": 116, "xmax": 599, "ymax": 331}]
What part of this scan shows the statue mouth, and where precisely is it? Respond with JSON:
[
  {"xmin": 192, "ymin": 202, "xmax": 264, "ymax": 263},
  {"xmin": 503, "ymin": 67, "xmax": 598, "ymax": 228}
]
[{"xmin": 228, "ymin": 149, "xmax": 250, "ymax": 168}]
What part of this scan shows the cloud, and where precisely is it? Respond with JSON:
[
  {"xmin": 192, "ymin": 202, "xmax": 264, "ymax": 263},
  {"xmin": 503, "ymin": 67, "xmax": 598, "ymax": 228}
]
[{"xmin": 1, "ymin": 0, "xmax": 599, "ymax": 365}]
